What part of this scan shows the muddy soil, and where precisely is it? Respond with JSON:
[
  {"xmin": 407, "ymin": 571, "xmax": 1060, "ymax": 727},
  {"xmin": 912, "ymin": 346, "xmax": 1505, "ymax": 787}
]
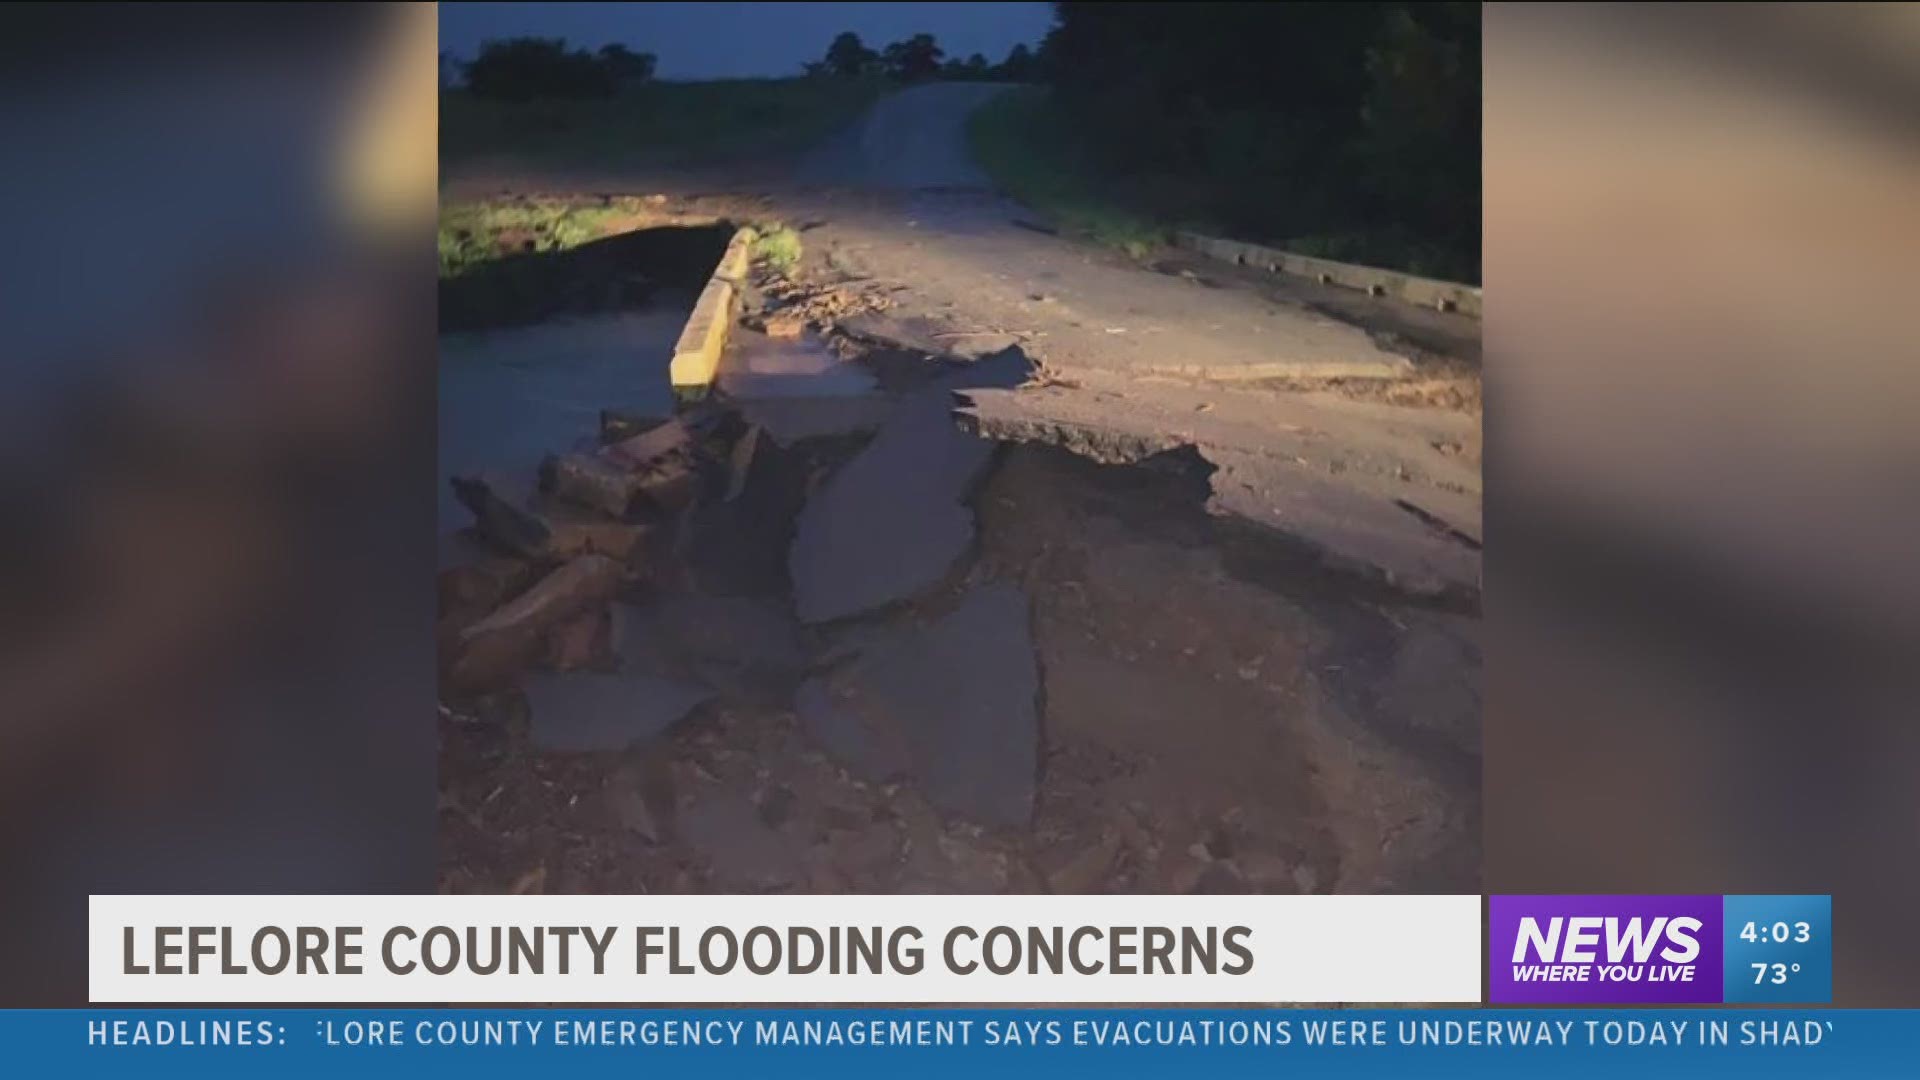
[{"xmin": 439, "ymin": 430, "xmax": 1478, "ymax": 897}]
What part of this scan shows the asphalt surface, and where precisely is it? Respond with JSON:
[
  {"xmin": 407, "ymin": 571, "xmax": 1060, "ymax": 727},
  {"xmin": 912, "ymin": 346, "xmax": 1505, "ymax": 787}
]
[
  {"xmin": 772, "ymin": 83, "xmax": 1480, "ymax": 590},
  {"xmin": 796, "ymin": 82, "xmax": 1013, "ymax": 190}
]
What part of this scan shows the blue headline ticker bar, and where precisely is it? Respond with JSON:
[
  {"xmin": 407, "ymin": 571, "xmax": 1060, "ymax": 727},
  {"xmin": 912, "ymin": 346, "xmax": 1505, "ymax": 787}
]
[{"xmin": 12, "ymin": 1009, "xmax": 1906, "ymax": 1079}]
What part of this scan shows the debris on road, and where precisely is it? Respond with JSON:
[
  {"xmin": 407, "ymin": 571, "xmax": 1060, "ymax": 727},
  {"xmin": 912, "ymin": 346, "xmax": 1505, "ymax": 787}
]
[
  {"xmin": 450, "ymin": 473, "xmax": 552, "ymax": 559},
  {"xmin": 541, "ymin": 452, "xmax": 642, "ymax": 517},
  {"xmin": 604, "ymin": 415, "xmax": 693, "ymax": 469},
  {"xmin": 757, "ymin": 272, "xmax": 894, "ymax": 329},
  {"xmin": 757, "ymin": 311, "xmax": 807, "ymax": 339},
  {"xmin": 543, "ymin": 507, "xmax": 647, "ymax": 561},
  {"xmin": 446, "ymin": 553, "xmax": 626, "ymax": 691}
]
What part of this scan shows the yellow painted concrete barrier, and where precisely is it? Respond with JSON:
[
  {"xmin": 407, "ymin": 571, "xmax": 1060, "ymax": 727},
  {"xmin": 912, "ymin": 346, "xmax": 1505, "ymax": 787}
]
[{"xmin": 669, "ymin": 226, "xmax": 756, "ymax": 393}]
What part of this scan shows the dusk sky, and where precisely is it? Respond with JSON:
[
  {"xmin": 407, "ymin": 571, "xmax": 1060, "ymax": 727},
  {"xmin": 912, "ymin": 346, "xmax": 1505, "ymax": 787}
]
[{"xmin": 439, "ymin": 2, "xmax": 1056, "ymax": 80}]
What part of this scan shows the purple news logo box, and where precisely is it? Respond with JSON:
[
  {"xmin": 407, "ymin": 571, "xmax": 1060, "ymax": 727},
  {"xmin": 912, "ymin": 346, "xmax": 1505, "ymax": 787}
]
[{"xmin": 1489, "ymin": 895, "xmax": 1723, "ymax": 1004}]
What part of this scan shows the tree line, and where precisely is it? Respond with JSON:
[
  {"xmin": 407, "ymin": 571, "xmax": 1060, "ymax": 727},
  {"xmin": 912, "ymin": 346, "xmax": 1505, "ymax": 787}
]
[
  {"xmin": 449, "ymin": 31, "xmax": 1037, "ymax": 101},
  {"xmin": 1031, "ymin": 1, "xmax": 1480, "ymax": 280},
  {"xmin": 454, "ymin": 38, "xmax": 656, "ymax": 100},
  {"xmin": 802, "ymin": 32, "xmax": 1036, "ymax": 83}
]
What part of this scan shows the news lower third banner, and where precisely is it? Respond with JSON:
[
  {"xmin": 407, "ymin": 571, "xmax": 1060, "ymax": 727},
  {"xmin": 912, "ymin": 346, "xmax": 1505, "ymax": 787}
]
[
  {"xmin": 1489, "ymin": 894, "xmax": 1833, "ymax": 1004},
  {"xmin": 91, "ymin": 894, "xmax": 1481, "ymax": 1003},
  {"xmin": 18, "ymin": 1009, "xmax": 1894, "ymax": 1078},
  {"xmin": 64, "ymin": 893, "xmax": 1871, "ymax": 1076},
  {"xmin": 92, "ymin": 893, "xmax": 1836, "ymax": 1005}
]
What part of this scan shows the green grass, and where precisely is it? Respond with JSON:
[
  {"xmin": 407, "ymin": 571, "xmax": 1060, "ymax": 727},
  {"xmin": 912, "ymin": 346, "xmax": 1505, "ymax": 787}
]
[
  {"xmin": 751, "ymin": 223, "xmax": 802, "ymax": 273},
  {"xmin": 968, "ymin": 87, "xmax": 1474, "ymax": 281},
  {"xmin": 438, "ymin": 197, "xmax": 652, "ymax": 278},
  {"xmin": 441, "ymin": 77, "xmax": 888, "ymax": 174},
  {"xmin": 966, "ymin": 87, "xmax": 1170, "ymax": 259}
]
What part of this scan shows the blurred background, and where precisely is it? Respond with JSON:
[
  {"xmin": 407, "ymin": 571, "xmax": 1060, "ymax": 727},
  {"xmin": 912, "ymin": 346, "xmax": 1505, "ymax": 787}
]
[
  {"xmin": 0, "ymin": 3, "xmax": 436, "ymax": 1003},
  {"xmin": 1483, "ymin": 3, "xmax": 1919, "ymax": 1005},
  {"xmin": 0, "ymin": 0, "xmax": 1913, "ymax": 1006}
]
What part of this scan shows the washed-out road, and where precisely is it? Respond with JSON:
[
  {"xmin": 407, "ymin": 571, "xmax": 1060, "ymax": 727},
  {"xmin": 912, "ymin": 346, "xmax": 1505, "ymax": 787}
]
[
  {"xmin": 781, "ymin": 82, "xmax": 1482, "ymax": 596},
  {"xmin": 445, "ymin": 80, "xmax": 1482, "ymax": 593},
  {"xmin": 440, "ymin": 82, "xmax": 1485, "ymax": 895}
]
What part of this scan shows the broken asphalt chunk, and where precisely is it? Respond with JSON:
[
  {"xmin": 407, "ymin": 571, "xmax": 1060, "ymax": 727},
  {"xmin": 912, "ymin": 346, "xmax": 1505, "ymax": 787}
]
[
  {"xmin": 789, "ymin": 388, "xmax": 993, "ymax": 622},
  {"xmin": 795, "ymin": 583, "xmax": 1038, "ymax": 826},
  {"xmin": 447, "ymin": 554, "xmax": 626, "ymax": 691},
  {"xmin": 541, "ymin": 452, "xmax": 641, "ymax": 517},
  {"xmin": 525, "ymin": 669, "xmax": 713, "ymax": 752},
  {"xmin": 603, "ymin": 415, "xmax": 692, "ymax": 469},
  {"xmin": 450, "ymin": 473, "xmax": 551, "ymax": 559}
]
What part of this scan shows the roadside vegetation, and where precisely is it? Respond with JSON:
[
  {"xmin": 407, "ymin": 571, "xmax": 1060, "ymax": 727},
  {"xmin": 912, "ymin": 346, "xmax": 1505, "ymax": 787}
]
[
  {"xmin": 438, "ymin": 198, "xmax": 652, "ymax": 278},
  {"xmin": 967, "ymin": 88, "xmax": 1166, "ymax": 259},
  {"xmin": 441, "ymin": 77, "xmax": 886, "ymax": 174},
  {"xmin": 751, "ymin": 223, "xmax": 803, "ymax": 273},
  {"xmin": 969, "ymin": 3, "xmax": 1481, "ymax": 283}
]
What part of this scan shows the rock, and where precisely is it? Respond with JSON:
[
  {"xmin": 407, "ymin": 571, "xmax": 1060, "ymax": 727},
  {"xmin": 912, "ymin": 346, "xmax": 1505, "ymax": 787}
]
[
  {"xmin": 542, "ymin": 608, "xmax": 608, "ymax": 671},
  {"xmin": 794, "ymin": 583, "xmax": 1039, "ymax": 826},
  {"xmin": 462, "ymin": 555, "xmax": 625, "ymax": 641},
  {"xmin": 762, "ymin": 311, "xmax": 806, "ymax": 339},
  {"xmin": 541, "ymin": 453, "xmax": 640, "ymax": 517},
  {"xmin": 525, "ymin": 669, "xmax": 712, "ymax": 752},
  {"xmin": 632, "ymin": 455, "xmax": 699, "ymax": 513},
  {"xmin": 450, "ymin": 473, "xmax": 551, "ymax": 559},
  {"xmin": 601, "ymin": 409, "xmax": 671, "ymax": 444},
  {"xmin": 604, "ymin": 416, "xmax": 692, "ymax": 469},
  {"xmin": 437, "ymin": 557, "xmax": 535, "ymax": 619},
  {"xmin": 448, "ymin": 555, "xmax": 626, "ymax": 691},
  {"xmin": 452, "ymin": 473, "xmax": 647, "ymax": 564},
  {"xmin": 543, "ymin": 510, "xmax": 647, "ymax": 562},
  {"xmin": 789, "ymin": 387, "xmax": 994, "ymax": 622}
]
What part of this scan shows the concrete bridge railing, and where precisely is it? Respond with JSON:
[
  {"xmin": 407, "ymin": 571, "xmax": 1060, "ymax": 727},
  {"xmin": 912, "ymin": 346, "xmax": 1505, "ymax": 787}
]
[{"xmin": 1174, "ymin": 231, "xmax": 1481, "ymax": 319}]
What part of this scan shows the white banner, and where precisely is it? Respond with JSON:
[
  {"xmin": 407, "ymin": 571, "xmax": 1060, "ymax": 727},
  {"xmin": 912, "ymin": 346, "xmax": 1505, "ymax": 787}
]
[{"xmin": 91, "ymin": 894, "xmax": 1481, "ymax": 1003}]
